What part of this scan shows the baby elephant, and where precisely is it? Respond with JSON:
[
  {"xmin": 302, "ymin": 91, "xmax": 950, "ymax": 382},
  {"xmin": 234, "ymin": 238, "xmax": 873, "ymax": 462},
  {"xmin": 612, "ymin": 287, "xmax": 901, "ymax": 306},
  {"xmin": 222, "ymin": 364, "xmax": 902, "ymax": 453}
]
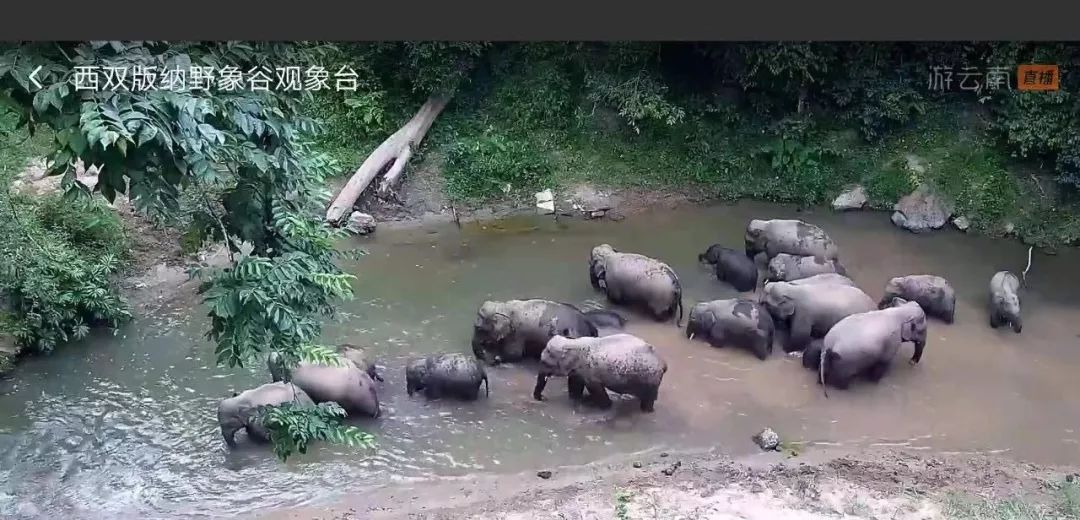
[
  {"xmin": 534, "ymin": 333, "xmax": 668, "ymax": 412},
  {"xmin": 686, "ymin": 299, "xmax": 775, "ymax": 360},
  {"xmin": 879, "ymin": 275, "xmax": 956, "ymax": 323},
  {"xmin": 989, "ymin": 271, "xmax": 1022, "ymax": 333},
  {"xmin": 583, "ymin": 309, "xmax": 628, "ymax": 330},
  {"xmin": 217, "ymin": 382, "xmax": 313, "ymax": 448},
  {"xmin": 406, "ymin": 353, "xmax": 490, "ymax": 400},
  {"xmin": 338, "ymin": 343, "xmax": 384, "ymax": 382},
  {"xmin": 699, "ymin": 244, "xmax": 758, "ymax": 292},
  {"xmin": 767, "ymin": 253, "xmax": 846, "ymax": 282}
]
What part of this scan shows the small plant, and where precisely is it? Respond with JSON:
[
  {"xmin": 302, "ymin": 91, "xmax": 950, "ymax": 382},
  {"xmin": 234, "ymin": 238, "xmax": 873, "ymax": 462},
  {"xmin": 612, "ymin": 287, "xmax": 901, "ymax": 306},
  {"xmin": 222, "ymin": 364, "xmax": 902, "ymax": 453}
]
[
  {"xmin": 614, "ymin": 488, "xmax": 633, "ymax": 520},
  {"xmin": 260, "ymin": 401, "xmax": 375, "ymax": 462}
]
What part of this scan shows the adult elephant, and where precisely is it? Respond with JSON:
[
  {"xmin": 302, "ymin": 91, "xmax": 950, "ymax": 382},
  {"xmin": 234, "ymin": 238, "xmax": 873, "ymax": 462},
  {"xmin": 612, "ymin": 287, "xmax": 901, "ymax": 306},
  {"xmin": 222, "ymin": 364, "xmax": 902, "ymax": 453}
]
[
  {"xmin": 879, "ymin": 275, "xmax": 956, "ymax": 324},
  {"xmin": 267, "ymin": 352, "xmax": 381, "ymax": 418},
  {"xmin": 589, "ymin": 244, "xmax": 683, "ymax": 325},
  {"xmin": 989, "ymin": 271, "xmax": 1022, "ymax": 333},
  {"xmin": 217, "ymin": 382, "xmax": 313, "ymax": 448},
  {"xmin": 789, "ymin": 273, "xmax": 856, "ymax": 287},
  {"xmin": 698, "ymin": 244, "xmax": 758, "ymax": 292},
  {"xmin": 406, "ymin": 353, "xmax": 490, "ymax": 400},
  {"xmin": 760, "ymin": 280, "xmax": 876, "ymax": 352},
  {"xmin": 686, "ymin": 298, "xmax": 775, "ymax": 360},
  {"xmin": 766, "ymin": 253, "xmax": 847, "ymax": 282},
  {"xmin": 471, "ymin": 299, "xmax": 598, "ymax": 365},
  {"xmin": 745, "ymin": 219, "xmax": 840, "ymax": 261},
  {"xmin": 818, "ymin": 298, "xmax": 928, "ymax": 396},
  {"xmin": 533, "ymin": 333, "xmax": 668, "ymax": 412}
]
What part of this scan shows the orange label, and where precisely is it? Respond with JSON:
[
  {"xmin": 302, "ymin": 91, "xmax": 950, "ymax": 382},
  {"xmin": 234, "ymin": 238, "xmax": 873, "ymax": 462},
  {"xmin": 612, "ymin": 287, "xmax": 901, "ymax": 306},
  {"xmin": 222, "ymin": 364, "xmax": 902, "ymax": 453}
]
[{"xmin": 1017, "ymin": 64, "xmax": 1059, "ymax": 91}]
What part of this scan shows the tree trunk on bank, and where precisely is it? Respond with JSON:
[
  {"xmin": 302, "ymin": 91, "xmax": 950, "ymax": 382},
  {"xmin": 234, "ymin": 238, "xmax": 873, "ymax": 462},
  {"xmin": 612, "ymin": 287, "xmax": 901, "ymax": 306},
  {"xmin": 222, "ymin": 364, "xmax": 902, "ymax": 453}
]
[{"xmin": 324, "ymin": 93, "xmax": 451, "ymax": 225}]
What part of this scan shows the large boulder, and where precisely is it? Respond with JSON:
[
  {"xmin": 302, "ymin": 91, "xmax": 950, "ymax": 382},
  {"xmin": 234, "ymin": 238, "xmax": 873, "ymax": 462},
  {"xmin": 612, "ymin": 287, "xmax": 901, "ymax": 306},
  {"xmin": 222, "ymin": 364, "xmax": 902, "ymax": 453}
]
[
  {"xmin": 831, "ymin": 185, "xmax": 868, "ymax": 211},
  {"xmin": 891, "ymin": 184, "xmax": 953, "ymax": 233},
  {"xmin": 345, "ymin": 211, "xmax": 377, "ymax": 235},
  {"xmin": 535, "ymin": 189, "xmax": 555, "ymax": 215},
  {"xmin": 566, "ymin": 184, "xmax": 620, "ymax": 219}
]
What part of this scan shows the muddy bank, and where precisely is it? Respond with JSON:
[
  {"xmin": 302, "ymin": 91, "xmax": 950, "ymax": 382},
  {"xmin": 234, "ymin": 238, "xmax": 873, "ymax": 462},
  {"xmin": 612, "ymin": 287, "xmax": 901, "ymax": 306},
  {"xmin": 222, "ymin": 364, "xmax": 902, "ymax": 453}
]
[{"xmin": 259, "ymin": 447, "xmax": 1079, "ymax": 519}]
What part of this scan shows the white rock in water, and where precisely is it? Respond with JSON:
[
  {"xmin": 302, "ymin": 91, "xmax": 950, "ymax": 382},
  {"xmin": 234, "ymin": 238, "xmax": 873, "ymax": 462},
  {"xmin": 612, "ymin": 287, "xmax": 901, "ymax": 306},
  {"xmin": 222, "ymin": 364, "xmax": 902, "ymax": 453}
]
[
  {"xmin": 952, "ymin": 215, "xmax": 971, "ymax": 231},
  {"xmin": 535, "ymin": 189, "xmax": 555, "ymax": 215},
  {"xmin": 345, "ymin": 211, "xmax": 376, "ymax": 235},
  {"xmin": 831, "ymin": 185, "xmax": 867, "ymax": 211},
  {"xmin": 753, "ymin": 427, "xmax": 781, "ymax": 451}
]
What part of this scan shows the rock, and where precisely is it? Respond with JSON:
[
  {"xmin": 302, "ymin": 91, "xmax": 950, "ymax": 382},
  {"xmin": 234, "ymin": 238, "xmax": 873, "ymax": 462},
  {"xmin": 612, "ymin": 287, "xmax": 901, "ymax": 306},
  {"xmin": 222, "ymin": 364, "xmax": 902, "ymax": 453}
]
[
  {"xmin": 535, "ymin": 189, "xmax": 555, "ymax": 215},
  {"xmin": 345, "ymin": 212, "xmax": 377, "ymax": 235},
  {"xmin": 608, "ymin": 211, "xmax": 626, "ymax": 222},
  {"xmin": 536, "ymin": 470, "xmax": 552, "ymax": 479},
  {"xmin": 904, "ymin": 153, "xmax": 929, "ymax": 176},
  {"xmin": 0, "ymin": 335, "xmax": 20, "ymax": 376},
  {"xmin": 831, "ymin": 185, "xmax": 868, "ymax": 211},
  {"xmin": 660, "ymin": 452, "xmax": 669, "ymax": 458},
  {"xmin": 891, "ymin": 184, "xmax": 953, "ymax": 233},
  {"xmin": 952, "ymin": 215, "xmax": 971, "ymax": 231},
  {"xmin": 753, "ymin": 427, "xmax": 781, "ymax": 451},
  {"xmin": 1004, "ymin": 222, "xmax": 1016, "ymax": 235},
  {"xmin": 632, "ymin": 461, "xmax": 643, "ymax": 469},
  {"xmin": 567, "ymin": 184, "xmax": 620, "ymax": 219},
  {"xmin": 661, "ymin": 460, "xmax": 681, "ymax": 476}
]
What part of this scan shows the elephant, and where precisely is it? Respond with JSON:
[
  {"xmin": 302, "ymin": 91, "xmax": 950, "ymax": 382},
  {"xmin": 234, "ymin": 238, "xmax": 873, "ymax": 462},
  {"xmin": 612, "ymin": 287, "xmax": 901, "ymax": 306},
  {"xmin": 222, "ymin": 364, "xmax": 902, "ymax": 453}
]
[
  {"xmin": 802, "ymin": 340, "xmax": 823, "ymax": 370},
  {"xmin": 267, "ymin": 351, "xmax": 381, "ymax": 418},
  {"xmin": 745, "ymin": 219, "xmax": 840, "ymax": 262},
  {"xmin": 589, "ymin": 244, "xmax": 684, "ymax": 325},
  {"xmin": 471, "ymin": 299, "xmax": 598, "ymax": 365},
  {"xmin": 818, "ymin": 298, "xmax": 929, "ymax": 396},
  {"xmin": 583, "ymin": 309, "xmax": 628, "ymax": 330},
  {"xmin": 766, "ymin": 253, "xmax": 847, "ymax": 282},
  {"xmin": 337, "ymin": 343, "xmax": 384, "ymax": 382},
  {"xmin": 989, "ymin": 271, "xmax": 1022, "ymax": 333},
  {"xmin": 686, "ymin": 298, "xmax": 775, "ymax": 360},
  {"xmin": 759, "ymin": 280, "xmax": 876, "ymax": 352},
  {"xmin": 879, "ymin": 275, "xmax": 956, "ymax": 324},
  {"xmin": 406, "ymin": 353, "xmax": 490, "ymax": 400},
  {"xmin": 217, "ymin": 382, "xmax": 314, "ymax": 448},
  {"xmin": 788, "ymin": 273, "xmax": 856, "ymax": 287},
  {"xmin": 533, "ymin": 333, "xmax": 668, "ymax": 412},
  {"xmin": 699, "ymin": 244, "xmax": 758, "ymax": 292}
]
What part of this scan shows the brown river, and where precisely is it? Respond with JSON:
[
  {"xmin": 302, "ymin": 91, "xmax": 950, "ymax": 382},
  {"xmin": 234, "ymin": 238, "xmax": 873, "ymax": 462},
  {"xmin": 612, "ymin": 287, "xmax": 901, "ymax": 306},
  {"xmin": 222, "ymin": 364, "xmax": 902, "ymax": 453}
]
[{"xmin": 0, "ymin": 201, "xmax": 1078, "ymax": 519}]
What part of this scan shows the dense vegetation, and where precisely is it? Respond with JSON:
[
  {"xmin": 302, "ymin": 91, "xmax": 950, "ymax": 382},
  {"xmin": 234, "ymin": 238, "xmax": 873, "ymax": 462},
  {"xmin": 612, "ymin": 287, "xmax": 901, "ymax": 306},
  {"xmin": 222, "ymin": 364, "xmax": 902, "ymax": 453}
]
[
  {"xmin": 311, "ymin": 42, "xmax": 1080, "ymax": 248},
  {"xmin": 2, "ymin": 40, "xmax": 1080, "ymax": 460}
]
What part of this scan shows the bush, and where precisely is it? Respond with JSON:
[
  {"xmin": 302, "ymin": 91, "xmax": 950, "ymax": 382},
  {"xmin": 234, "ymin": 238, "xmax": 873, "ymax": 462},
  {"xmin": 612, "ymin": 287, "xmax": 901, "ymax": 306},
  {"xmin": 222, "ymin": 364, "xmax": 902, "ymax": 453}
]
[
  {"xmin": 443, "ymin": 132, "xmax": 554, "ymax": 200},
  {"xmin": 0, "ymin": 191, "xmax": 131, "ymax": 353}
]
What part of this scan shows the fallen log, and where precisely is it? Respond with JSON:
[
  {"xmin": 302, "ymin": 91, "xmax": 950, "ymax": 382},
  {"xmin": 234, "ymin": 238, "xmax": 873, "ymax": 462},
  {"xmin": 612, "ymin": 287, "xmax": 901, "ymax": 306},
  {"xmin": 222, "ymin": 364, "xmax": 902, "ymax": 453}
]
[{"xmin": 324, "ymin": 93, "xmax": 451, "ymax": 225}]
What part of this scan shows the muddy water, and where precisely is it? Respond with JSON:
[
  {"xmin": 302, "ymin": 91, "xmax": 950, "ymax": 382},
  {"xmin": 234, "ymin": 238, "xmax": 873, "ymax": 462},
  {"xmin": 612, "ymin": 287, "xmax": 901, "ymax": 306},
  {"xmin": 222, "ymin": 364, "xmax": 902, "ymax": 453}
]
[{"xmin": 1, "ymin": 201, "xmax": 1079, "ymax": 519}]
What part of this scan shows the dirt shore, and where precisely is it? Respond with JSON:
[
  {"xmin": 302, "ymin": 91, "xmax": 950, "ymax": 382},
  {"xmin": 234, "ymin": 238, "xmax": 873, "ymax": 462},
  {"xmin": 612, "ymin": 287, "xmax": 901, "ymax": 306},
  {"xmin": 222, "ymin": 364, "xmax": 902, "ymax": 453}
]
[{"xmin": 258, "ymin": 446, "xmax": 1079, "ymax": 520}]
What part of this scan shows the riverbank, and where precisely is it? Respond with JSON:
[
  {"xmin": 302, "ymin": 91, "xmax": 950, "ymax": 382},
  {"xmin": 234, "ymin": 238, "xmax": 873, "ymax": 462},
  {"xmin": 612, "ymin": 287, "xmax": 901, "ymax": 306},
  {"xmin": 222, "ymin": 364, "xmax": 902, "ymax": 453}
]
[{"xmin": 261, "ymin": 446, "xmax": 1080, "ymax": 519}]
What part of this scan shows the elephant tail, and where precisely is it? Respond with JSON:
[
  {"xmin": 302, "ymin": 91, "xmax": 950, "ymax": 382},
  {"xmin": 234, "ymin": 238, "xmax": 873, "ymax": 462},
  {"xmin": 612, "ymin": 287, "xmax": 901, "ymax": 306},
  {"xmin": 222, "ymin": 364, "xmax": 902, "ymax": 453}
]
[
  {"xmin": 482, "ymin": 373, "xmax": 490, "ymax": 397},
  {"xmin": 665, "ymin": 266, "xmax": 684, "ymax": 327},
  {"xmin": 819, "ymin": 349, "xmax": 837, "ymax": 399}
]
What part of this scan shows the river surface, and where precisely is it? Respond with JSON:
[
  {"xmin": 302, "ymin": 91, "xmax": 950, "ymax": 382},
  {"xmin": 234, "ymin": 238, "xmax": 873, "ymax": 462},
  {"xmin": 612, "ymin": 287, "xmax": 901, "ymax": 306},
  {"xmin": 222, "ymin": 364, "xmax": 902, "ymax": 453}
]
[{"xmin": 1, "ymin": 201, "xmax": 1079, "ymax": 519}]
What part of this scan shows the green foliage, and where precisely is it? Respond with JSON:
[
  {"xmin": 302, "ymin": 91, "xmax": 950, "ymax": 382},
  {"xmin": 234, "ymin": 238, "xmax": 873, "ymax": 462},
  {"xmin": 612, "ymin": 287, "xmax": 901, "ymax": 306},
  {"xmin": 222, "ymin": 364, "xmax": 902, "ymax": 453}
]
[
  {"xmin": 443, "ymin": 132, "xmax": 554, "ymax": 200},
  {"xmin": 0, "ymin": 189, "xmax": 131, "ymax": 353},
  {"xmin": 0, "ymin": 41, "xmax": 368, "ymax": 461},
  {"xmin": 754, "ymin": 138, "xmax": 844, "ymax": 205},
  {"xmin": 585, "ymin": 70, "xmax": 685, "ymax": 134},
  {"xmin": 260, "ymin": 401, "xmax": 375, "ymax": 462}
]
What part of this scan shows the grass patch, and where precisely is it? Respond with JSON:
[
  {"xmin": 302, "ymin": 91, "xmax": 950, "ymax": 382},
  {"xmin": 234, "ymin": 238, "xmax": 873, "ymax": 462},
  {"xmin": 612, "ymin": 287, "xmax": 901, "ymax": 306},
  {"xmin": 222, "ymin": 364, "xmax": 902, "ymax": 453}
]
[{"xmin": 944, "ymin": 480, "xmax": 1080, "ymax": 519}]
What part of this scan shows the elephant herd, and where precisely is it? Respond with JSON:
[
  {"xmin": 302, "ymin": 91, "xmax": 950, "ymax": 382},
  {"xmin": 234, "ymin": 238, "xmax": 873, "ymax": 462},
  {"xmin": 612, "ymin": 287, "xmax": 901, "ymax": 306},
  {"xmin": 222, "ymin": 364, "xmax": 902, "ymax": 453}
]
[{"xmin": 217, "ymin": 218, "xmax": 1027, "ymax": 449}]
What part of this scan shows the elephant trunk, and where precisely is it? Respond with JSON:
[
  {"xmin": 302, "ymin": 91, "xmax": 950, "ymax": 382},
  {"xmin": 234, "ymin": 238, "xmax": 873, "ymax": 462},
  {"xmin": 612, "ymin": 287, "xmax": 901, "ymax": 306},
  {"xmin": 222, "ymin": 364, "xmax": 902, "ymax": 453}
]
[
  {"xmin": 1011, "ymin": 315, "xmax": 1023, "ymax": 334},
  {"xmin": 911, "ymin": 340, "xmax": 926, "ymax": 364},
  {"xmin": 819, "ymin": 349, "xmax": 834, "ymax": 399},
  {"xmin": 533, "ymin": 371, "xmax": 551, "ymax": 400},
  {"xmin": 221, "ymin": 425, "xmax": 239, "ymax": 448}
]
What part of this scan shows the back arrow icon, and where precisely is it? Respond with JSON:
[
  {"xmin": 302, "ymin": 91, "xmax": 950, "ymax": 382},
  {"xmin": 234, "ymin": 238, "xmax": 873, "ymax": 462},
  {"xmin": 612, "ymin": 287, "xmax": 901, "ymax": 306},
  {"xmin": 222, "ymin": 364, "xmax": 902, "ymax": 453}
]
[{"xmin": 29, "ymin": 65, "xmax": 43, "ymax": 89}]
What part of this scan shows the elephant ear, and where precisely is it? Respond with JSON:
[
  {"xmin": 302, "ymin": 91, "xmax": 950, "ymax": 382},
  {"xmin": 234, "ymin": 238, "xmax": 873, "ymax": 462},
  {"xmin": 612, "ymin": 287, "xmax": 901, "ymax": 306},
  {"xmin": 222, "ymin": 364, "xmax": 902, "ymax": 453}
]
[{"xmin": 777, "ymin": 296, "xmax": 796, "ymax": 317}]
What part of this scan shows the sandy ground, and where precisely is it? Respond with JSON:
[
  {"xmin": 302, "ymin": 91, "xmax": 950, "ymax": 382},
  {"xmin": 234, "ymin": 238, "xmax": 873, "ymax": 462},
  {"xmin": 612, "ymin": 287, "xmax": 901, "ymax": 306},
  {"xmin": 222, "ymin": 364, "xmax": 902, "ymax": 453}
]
[{"xmin": 257, "ymin": 446, "xmax": 1077, "ymax": 520}]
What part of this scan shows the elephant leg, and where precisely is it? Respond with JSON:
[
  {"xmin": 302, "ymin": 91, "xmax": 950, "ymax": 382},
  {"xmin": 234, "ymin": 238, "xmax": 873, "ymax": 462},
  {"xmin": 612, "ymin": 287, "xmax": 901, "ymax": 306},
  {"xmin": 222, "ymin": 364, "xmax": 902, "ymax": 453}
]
[
  {"xmin": 504, "ymin": 338, "xmax": 526, "ymax": 361},
  {"xmin": 989, "ymin": 310, "xmax": 1002, "ymax": 328},
  {"xmin": 638, "ymin": 386, "xmax": 658, "ymax": 413},
  {"xmin": 567, "ymin": 373, "xmax": 586, "ymax": 400},
  {"xmin": 786, "ymin": 313, "xmax": 812, "ymax": 352},
  {"xmin": 865, "ymin": 360, "xmax": 891, "ymax": 382},
  {"xmin": 585, "ymin": 382, "xmax": 613, "ymax": 409},
  {"xmin": 707, "ymin": 327, "xmax": 726, "ymax": 348},
  {"xmin": 423, "ymin": 383, "xmax": 439, "ymax": 400}
]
